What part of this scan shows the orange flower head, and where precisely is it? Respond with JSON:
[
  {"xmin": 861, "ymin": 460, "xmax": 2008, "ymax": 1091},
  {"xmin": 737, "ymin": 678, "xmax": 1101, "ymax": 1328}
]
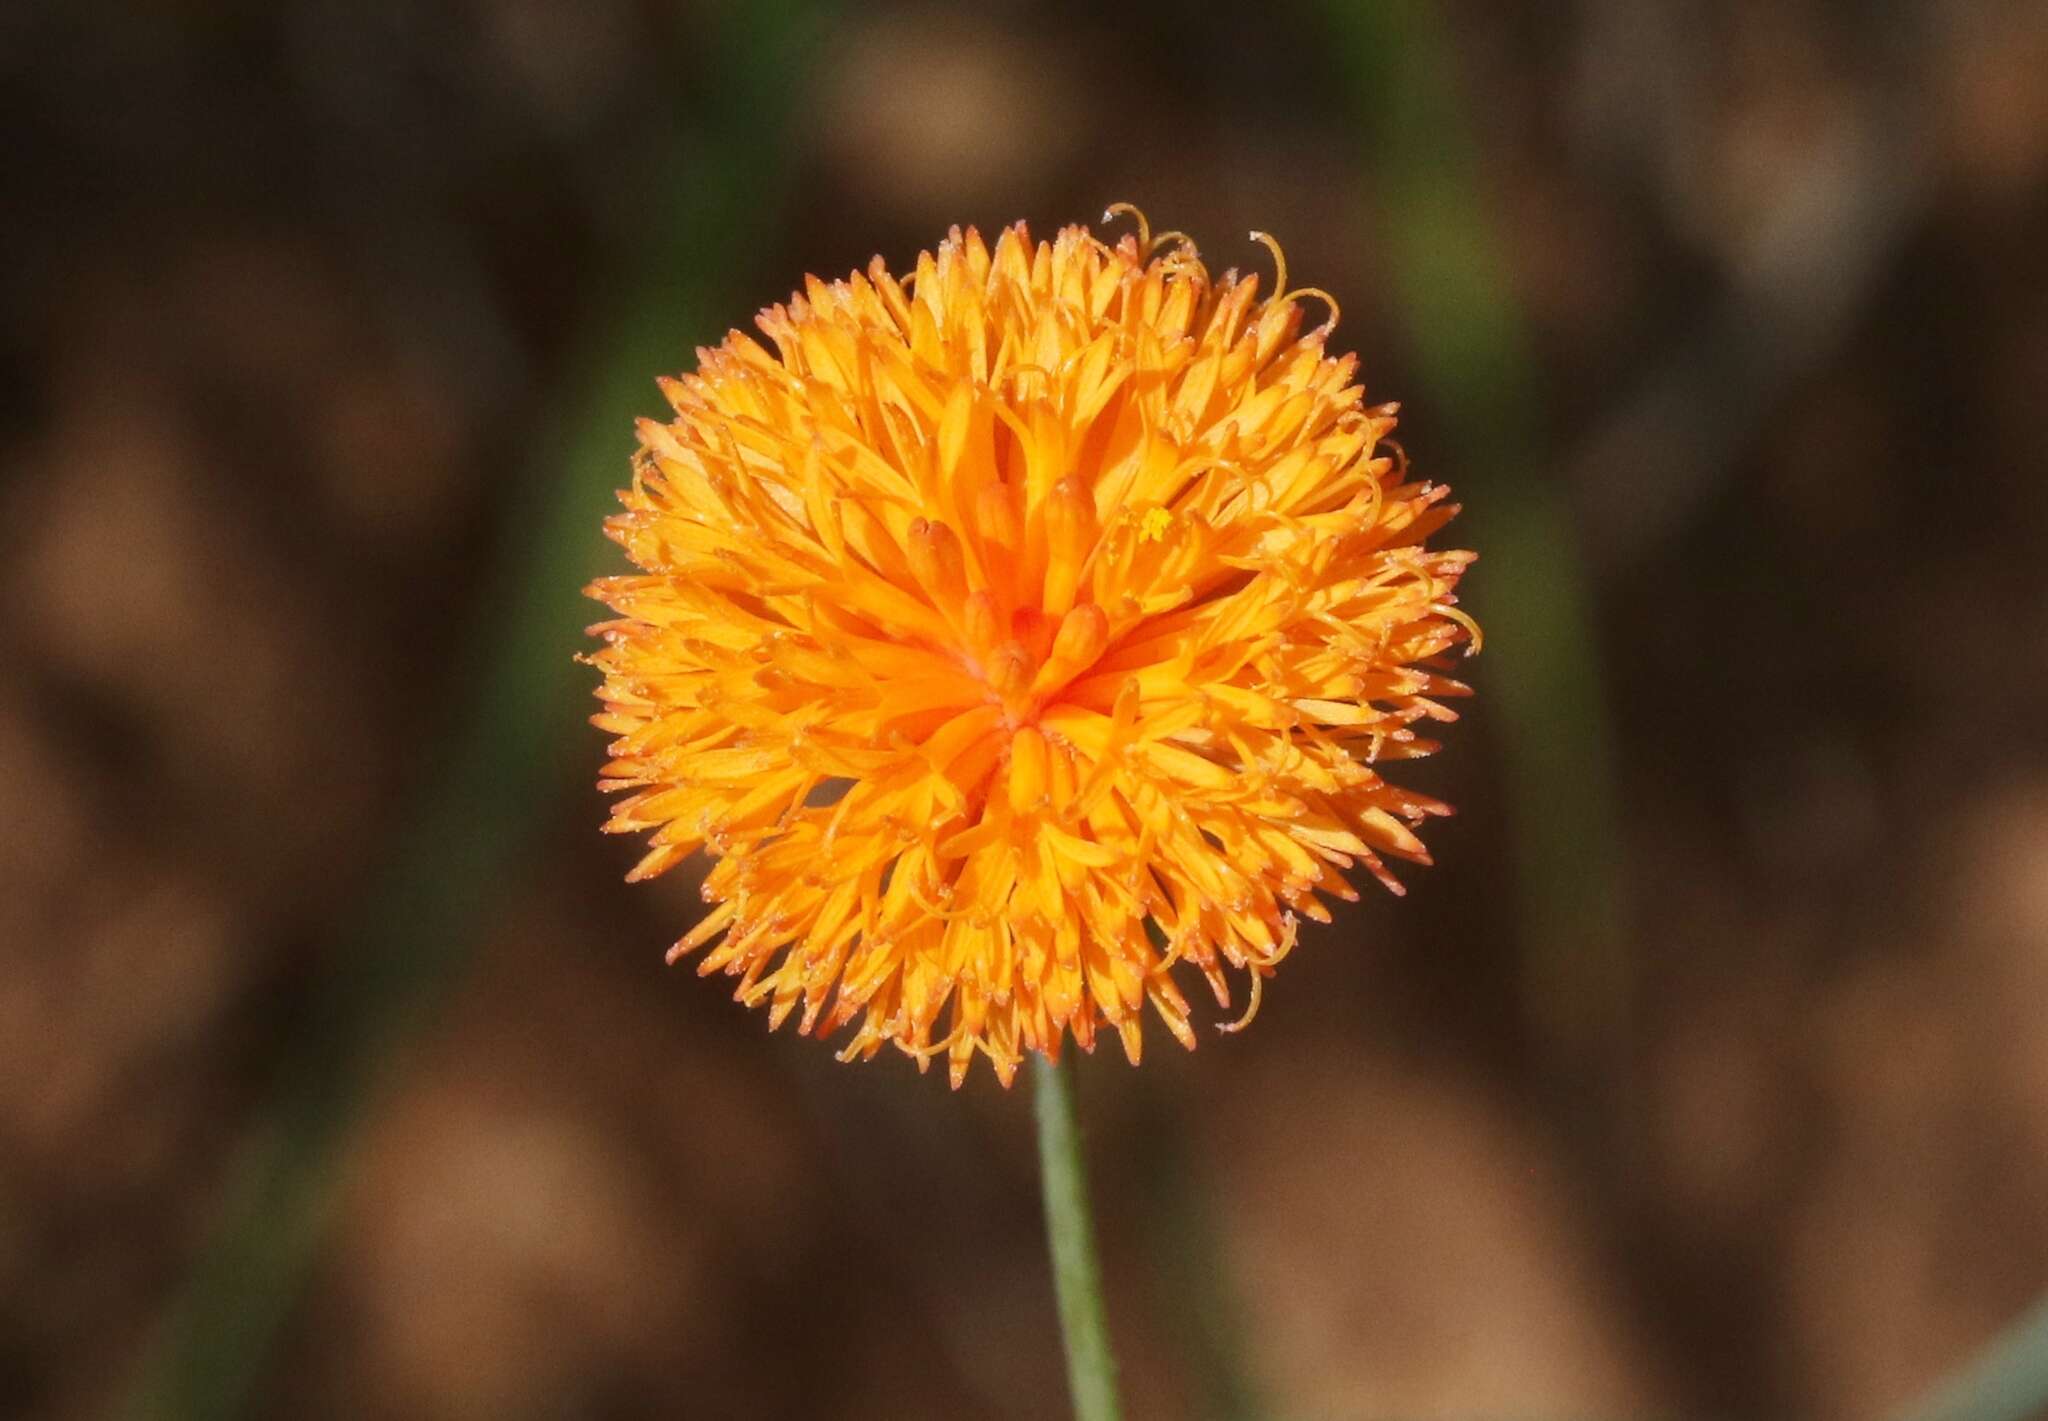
[{"xmin": 586, "ymin": 208, "xmax": 1478, "ymax": 1086}]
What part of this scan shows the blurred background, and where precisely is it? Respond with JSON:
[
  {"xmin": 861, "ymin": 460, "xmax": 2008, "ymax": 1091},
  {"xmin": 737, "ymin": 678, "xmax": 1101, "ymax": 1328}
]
[{"xmin": 5, "ymin": 1, "xmax": 2047, "ymax": 1417}]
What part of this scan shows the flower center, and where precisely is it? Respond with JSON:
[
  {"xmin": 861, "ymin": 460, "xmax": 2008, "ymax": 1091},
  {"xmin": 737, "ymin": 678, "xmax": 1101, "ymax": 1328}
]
[
  {"xmin": 905, "ymin": 510, "xmax": 1112, "ymax": 726},
  {"xmin": 970, "ymin": 595, "xmax": 1111, "ymax": 726}
]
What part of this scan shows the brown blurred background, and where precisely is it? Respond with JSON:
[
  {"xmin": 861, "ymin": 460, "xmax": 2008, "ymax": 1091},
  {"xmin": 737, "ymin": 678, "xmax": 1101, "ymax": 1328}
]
[{"xmin": 5, "ymin": 1, "xmax": 2048, "ymax": 1418}]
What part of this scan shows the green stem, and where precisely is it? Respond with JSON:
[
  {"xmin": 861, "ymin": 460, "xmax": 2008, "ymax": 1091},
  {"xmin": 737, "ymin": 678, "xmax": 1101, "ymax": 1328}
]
[
  {"xmin": 1894, "ymin": 1295, "xmax": 2048, "ymax": 1421},
  {"xmin": 1033, "ymin": 1053, "xmax": 1124, "ymax": 1421}
]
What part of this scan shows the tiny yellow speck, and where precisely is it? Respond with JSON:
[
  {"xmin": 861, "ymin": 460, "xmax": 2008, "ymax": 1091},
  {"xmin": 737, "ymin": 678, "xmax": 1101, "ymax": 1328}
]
[{"xmin": 1138, "ymin": 507, "xmax": 1173, "ymax": 543}]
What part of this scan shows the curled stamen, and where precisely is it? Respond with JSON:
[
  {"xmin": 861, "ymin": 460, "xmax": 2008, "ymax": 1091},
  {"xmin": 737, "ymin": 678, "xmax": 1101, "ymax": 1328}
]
[
  {"xmin": 1431, "ymin": 601, "xmax": 1484, "ymax": 655},
  {"xmin": 906, "ymin": 872, "xmax": 976, "ymax": 921},
  {"xmin": 1248, "ymin": 229, "xmax": 1288, "ymax": 299},
  {"xmin": 900, "ymin": 1016, "xmax": 969, "ymax": 1067},
  {"xmin": 1379, "ymin": 437, "xmax": 1410, "ymax": 480},
  {"xmin": 1283, "ymin": 286, "xmax": 1342, "ymax": 333},
  {"xmin": 999, "ymin": 361, "xmax": 1056, "ymax": 395},
  {"xmin": 1216, "ymin": 966, "xmax": 1265, "ymax": 1034},
  {"xmin": 1160, "ymin": 452, "xmax": 1257, "ymax": 510},
  {"xmin": 1101, "ymin": 201, "xmax": 1151, "ymax": 251}
]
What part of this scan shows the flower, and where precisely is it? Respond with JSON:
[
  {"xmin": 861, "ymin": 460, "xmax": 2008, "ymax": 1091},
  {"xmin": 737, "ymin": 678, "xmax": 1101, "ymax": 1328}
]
[{"xmin": 586, "ymin": 208, "xmax": 1478, "ymax": 1086}]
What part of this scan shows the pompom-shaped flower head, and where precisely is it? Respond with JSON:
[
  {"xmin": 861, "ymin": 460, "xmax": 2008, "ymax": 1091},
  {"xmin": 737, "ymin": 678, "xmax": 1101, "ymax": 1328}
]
[{"xmin": 587, "ymin": 208, "xmax": 1478, "ymax": 1086}]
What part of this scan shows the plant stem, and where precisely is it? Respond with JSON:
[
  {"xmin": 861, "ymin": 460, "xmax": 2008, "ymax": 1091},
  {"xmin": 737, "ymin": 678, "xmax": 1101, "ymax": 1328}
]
[
  {"xmin": 1033, "ymin": 1053, "xmax": 1124, "ymax": 1421},
  {"xmin": 1895, "ymin": 1294, "xmax": 2048, "ymax": 1421}
]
